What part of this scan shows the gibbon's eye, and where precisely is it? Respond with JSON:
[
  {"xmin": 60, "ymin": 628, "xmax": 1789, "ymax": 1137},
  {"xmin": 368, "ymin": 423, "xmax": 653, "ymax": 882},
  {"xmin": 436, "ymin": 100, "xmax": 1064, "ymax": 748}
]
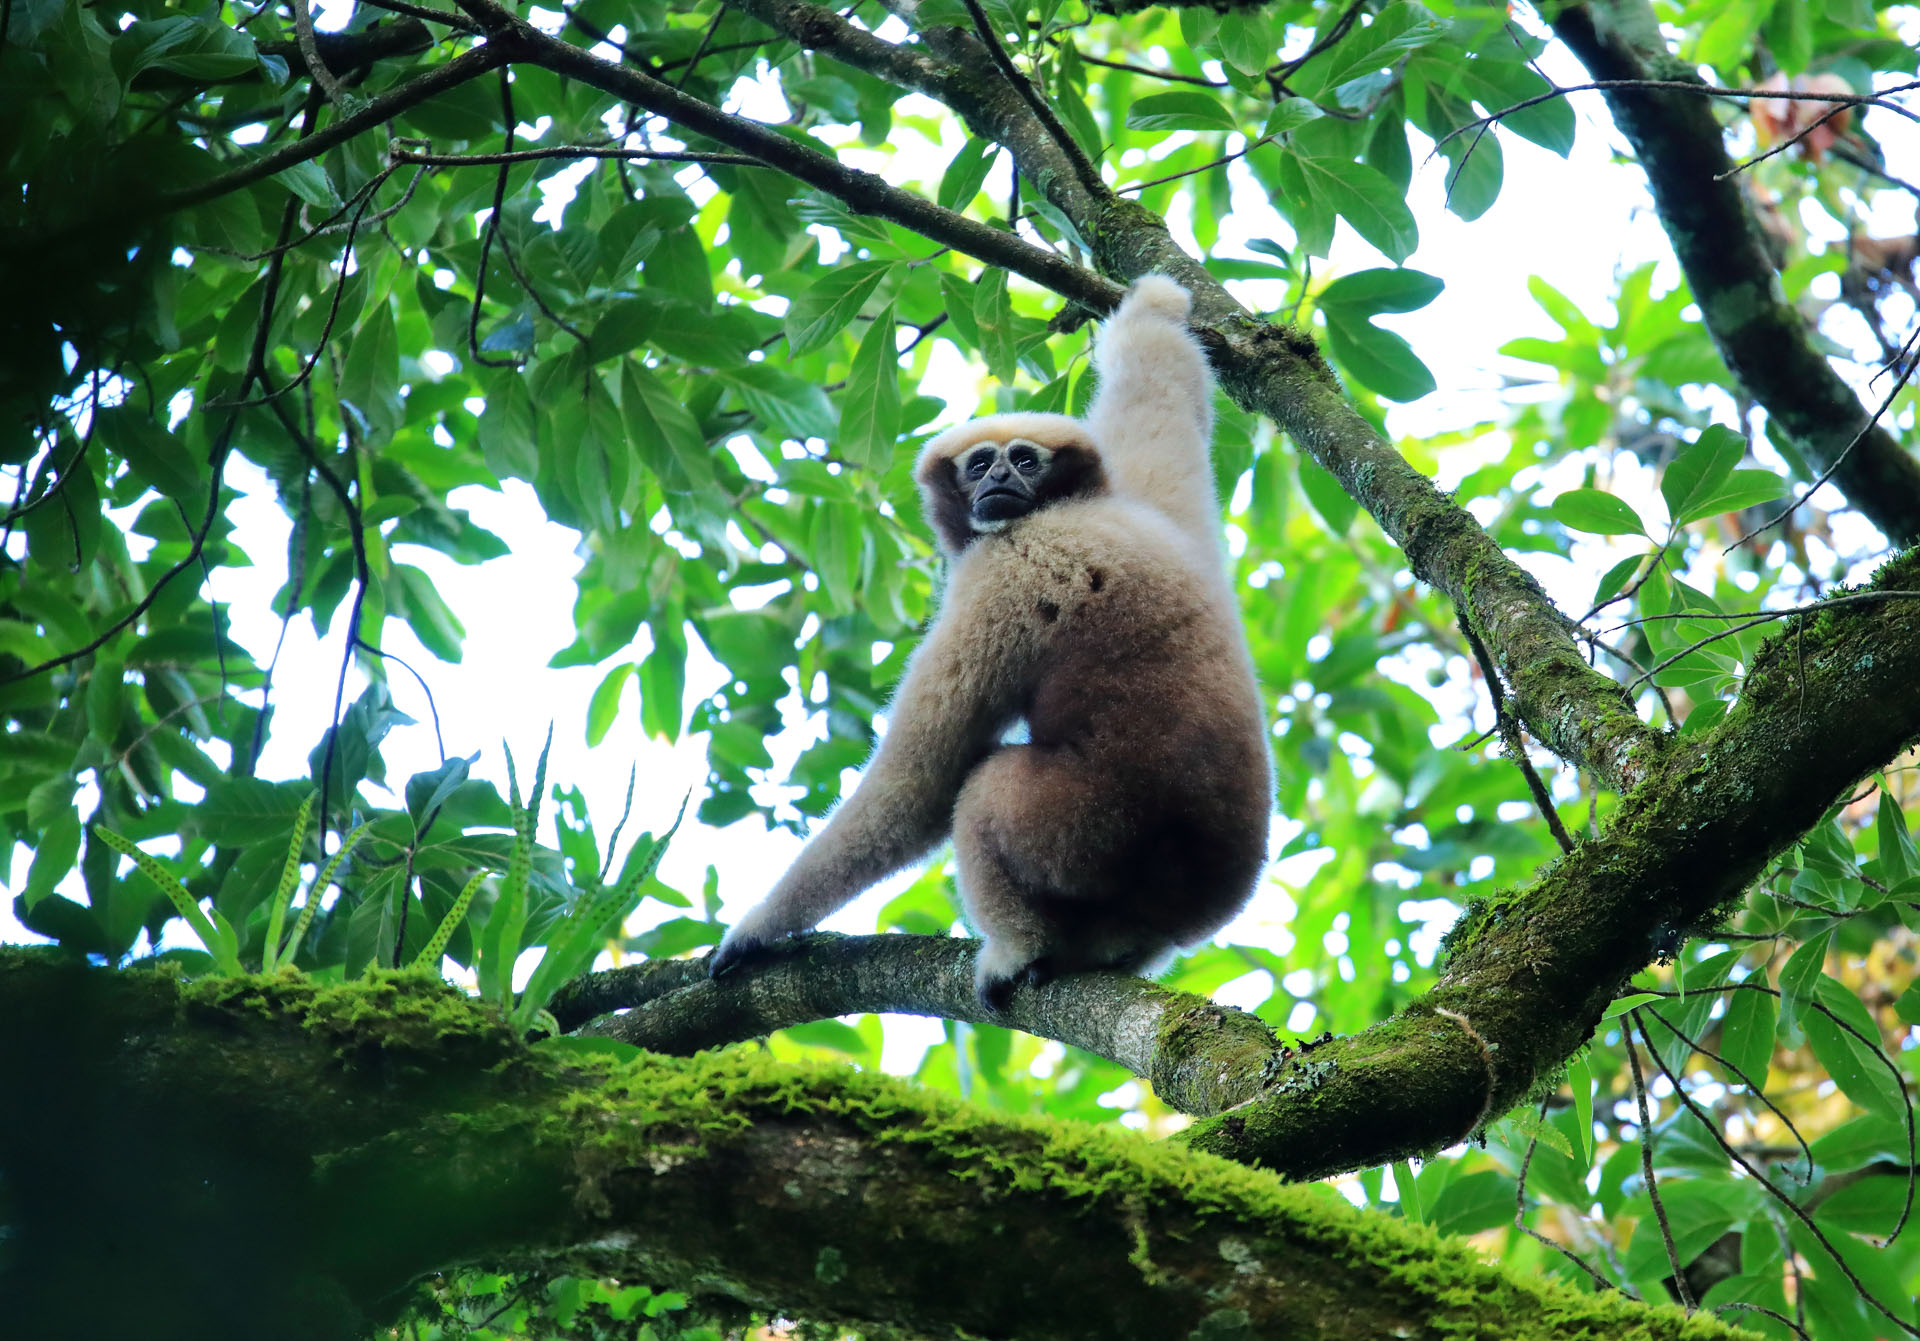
[
  {"xmin": 964, "ymin": 449, "xmax": 995, "ymax": 479},
  {"xmin": 1009, "ymin": 445, "xmax": 1040, "ymax": 473}
]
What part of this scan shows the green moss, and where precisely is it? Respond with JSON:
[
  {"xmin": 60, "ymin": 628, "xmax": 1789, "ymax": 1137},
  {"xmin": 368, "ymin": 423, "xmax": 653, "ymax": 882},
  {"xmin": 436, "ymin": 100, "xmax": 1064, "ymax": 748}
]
[{"xmin": 184, "ymin": 968, "xmax": 526, "ymax": 1070}]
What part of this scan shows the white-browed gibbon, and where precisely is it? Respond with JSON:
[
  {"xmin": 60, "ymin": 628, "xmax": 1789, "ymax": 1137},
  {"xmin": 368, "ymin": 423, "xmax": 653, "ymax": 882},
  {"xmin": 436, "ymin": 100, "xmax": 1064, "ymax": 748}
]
[{"xmin": 710, "ymin": 275, "xmax": 1273, "ymax": 1009}]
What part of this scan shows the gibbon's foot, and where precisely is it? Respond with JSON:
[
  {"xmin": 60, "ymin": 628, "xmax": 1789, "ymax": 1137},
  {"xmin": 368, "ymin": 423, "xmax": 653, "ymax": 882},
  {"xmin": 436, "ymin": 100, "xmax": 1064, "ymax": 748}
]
[
  {"xmin": 1121, "ymin": 273, "xmax": 1192, "ymax": 324},
  {"xmin": 975, "ymin": 953, "xmax": 1055, "ymax": 1014},
  {"xmin": 706, "ymin": 934, "xmax": 761, "ymax": 979},
  {"xmin": 708, "ymin": 915, "xmax": 786, "ymax": 978}
]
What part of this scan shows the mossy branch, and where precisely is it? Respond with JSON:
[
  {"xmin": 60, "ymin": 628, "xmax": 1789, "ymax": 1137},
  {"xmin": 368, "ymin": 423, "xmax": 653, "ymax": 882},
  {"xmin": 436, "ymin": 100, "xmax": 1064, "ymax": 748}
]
[{"xmin": 0, "ymin": 953, "xmax": 1751, "ymax": 1341}]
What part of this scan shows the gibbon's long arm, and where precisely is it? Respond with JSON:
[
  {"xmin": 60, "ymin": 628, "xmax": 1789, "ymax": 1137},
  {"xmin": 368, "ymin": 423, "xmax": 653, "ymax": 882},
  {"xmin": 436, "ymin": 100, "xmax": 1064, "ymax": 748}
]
[
  {"xmin": 710, "ymin": 566, "xmax": 1038, "ymax": 970},
  {"xmin": 1084, "ymin": 276, "xmax": 1220, "ymax": 548}
]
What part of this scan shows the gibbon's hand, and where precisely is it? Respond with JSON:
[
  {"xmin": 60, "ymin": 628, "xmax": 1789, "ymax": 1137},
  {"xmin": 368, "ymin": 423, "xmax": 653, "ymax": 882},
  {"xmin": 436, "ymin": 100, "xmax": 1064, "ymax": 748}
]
[{"xmin": 1116, "ymin": 273, "xmax": 1193, "ymax": 325}]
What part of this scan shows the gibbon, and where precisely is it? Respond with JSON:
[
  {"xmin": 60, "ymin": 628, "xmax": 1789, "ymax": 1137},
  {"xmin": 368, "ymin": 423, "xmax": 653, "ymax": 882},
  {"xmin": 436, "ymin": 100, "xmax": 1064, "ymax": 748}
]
[{"xmin": 710, "ymin": 275, "xmax": 1273, "ymax": 1009}]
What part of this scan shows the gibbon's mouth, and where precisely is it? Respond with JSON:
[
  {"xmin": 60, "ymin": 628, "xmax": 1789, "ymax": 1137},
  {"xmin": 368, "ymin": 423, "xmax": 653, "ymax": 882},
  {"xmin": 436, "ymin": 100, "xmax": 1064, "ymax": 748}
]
[{"xmin": 974, "ymin": 489, "xmax": 1032, "ymax": 521}]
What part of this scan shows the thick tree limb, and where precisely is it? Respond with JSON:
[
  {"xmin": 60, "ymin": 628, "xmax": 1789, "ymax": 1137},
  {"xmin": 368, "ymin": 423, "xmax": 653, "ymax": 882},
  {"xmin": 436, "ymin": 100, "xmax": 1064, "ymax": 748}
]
[
  {"xmin": 0, "ymin": 954, "xmax": 1748, "ymax": 1341},
  {"xmin": 550, "ymin": 933, "xmax": 1280, "ymax": 1117},
  {"xmin": 1552, "ymin": 0, "xmax": 1920, "ymax": 545}
]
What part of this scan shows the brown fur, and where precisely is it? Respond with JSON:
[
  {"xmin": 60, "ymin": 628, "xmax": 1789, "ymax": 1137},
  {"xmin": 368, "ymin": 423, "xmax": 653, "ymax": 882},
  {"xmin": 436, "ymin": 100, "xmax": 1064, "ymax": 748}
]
[{"xmin": 710, "ymin": 276, "xmax": 1273, "ymax": 1007}]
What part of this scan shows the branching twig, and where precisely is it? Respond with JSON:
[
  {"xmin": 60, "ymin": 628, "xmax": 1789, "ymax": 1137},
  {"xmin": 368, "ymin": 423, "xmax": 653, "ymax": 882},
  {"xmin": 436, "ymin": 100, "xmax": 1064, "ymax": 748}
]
[
  {"xmin": 1633, "ymin": 1011, "xmax": 1920, "ymax": 1337},
  {"xmin": 1730, "ymin": 323, "xmax": 1920, "ymax": 548}
]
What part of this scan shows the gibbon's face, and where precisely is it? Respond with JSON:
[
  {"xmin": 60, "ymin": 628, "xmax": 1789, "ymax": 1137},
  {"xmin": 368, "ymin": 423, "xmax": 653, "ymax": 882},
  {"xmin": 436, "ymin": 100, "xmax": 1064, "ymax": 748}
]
[
  {"xmin": 916, "ymin": 418, "xmax": 1108, "ymax": 554},
  {"xmin": 960, "ymin": 438, "xmax": 1055, "ymax": 530}
]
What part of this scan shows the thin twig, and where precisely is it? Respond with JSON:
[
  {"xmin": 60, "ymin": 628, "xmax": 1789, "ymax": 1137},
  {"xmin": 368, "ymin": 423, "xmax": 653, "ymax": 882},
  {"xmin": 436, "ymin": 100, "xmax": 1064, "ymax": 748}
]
[
  {"xmin": 1459, "ymin": 612, "xmax": 1574, "ymax": 852},
  {"xmin": 1715, "ymin": 101, "xmax": 1856, "ymax": 181},
  {"xmin": 1119, "ymin": 131, "xmax": 1277, "ymax": 197},
  {"xmin": 356, "ymin": 0, "xmax": 483, "ymax": 31},
  {"xmin": 1514, "ymin": 1098, "xmax": 1620, "ymax": 1293},
  {"xmin": 469, "ymin": 68, "xmax": 525, "ymax": 370},
  {"xmin": 1639, "ymin": 1004, "xmax": 1812, "ymax": 1184},
  {"xmin": 1059, "ymin": 44, "xmax": 1224, "ymax": 87},
  {"xmin": 356, "ymin": 640, "xmax": 448, "ymax": 762},
  {"xmin": 675, "ymin": 4, "xmax": 727, "ymax": 90},
  {"xmin": 1431, "ymin": 77, "xmax": 1920, "ymax": 159},
  {"xmin": 1623, "ymin": 1021, "xmax": 1694, "ymax": 1311}
]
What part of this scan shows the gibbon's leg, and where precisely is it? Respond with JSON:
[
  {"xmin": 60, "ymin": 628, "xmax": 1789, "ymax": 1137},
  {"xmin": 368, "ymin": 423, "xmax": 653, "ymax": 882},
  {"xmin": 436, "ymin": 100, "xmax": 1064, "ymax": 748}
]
[
  {"xmin": 953, "ymin": 745, "xmax": 1144, "ymax": 1009},
  {"xmin": 710, "ymin": 570, "xmax": 1035, "ymax": 976},
  {"xmin": 1084, "ymin": 276, "xmax": 1220, "ymax": 545}
]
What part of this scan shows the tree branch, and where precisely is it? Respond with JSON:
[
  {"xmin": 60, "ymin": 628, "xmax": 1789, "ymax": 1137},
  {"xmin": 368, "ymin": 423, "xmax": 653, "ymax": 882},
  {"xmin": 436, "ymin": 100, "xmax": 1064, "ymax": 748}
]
[
  {"xmin": 454, "ymin": 0, "xmax": 1121, "ymax": 312},
  {"xmin": 1552, "ymin": 0, "xmax": 1920, "ymax": 545},
  {"xmin": 551, "ymin": 933, "xmax": 1279, "ymax": 1117}
]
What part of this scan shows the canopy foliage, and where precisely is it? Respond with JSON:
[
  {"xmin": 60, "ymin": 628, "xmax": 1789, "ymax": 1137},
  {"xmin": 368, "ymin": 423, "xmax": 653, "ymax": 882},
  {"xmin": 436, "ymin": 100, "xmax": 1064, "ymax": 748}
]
[{"xmin": 4, "ymin": 0, "xmax": 1920, "ymax": 1336}]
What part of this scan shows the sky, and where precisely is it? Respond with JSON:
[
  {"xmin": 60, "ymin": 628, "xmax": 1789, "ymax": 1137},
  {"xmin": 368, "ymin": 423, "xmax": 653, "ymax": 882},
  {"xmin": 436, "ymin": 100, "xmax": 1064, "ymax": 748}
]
[{"xmin": 6, "ymin": 6, "xmax": 1918, "ymax": 1071}]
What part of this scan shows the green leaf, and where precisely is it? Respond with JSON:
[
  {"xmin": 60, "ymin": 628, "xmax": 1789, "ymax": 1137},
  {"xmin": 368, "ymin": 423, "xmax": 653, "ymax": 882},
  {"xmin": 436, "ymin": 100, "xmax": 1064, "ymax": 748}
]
[
  {"xmin": 839, "ymin": 309, "xmax": 901, "ymax": 470},
  {"xmin": 1776, "ymin": 928, "xmax": 1830, "ymax": 1034},
  {"xmin": 587, "ymin": 663, "xmax": 635, "ymax": 748},
  {"xmin": 1297, "ymin": 455, "xmax": 1357, "ymax": 535},
  {"xmin": 639, "ymin": 618, "xmax": 688, "ymax": 743},
  {"xmin": 1876, "ymin": 787, "xmax": 1919, "ymax": 886},
  {"xmin": 1805, "ymin": 976, "xmax": 1906, "ymax": 1122},
  {"xmin": 413, "ymin": 869, "xmax": 488, "ymax": 970},
  {"xmin": 1591, "ymin": 554, "xmax": 1644, "ymax": 609},
  {"xmin": 1427, "ymin": 1170, "xmax": 1515, "ymax": 1237},
  {"xmin": 284, "ymin": 821, "xmax": 372, "ymax": 968},
  {"xmin": 94, "ymin": 826, "xmax": 239, "ymax": 974},
  {"xmin": 1602, "ymin": 992, "xmax": 1660, "ymax": 1018},
  {"xmin": 784, "ymin": 260, "xmax": 893, "ymax": 357},
  {"xmin": 1551, "ymin": 488, "xmax": 1647, "ymax": 537},
  {"xmin": 1318, "ymin": 268, "xmax": 1444, "ymax": 314},
  {"xmin": 621, "ymin": 362, "xmax": 714, "ymax": 500},
  {"xmin": 1567, "ymin": 1052, "xmax": 1594, "ymax": 1162},
  {"xmin": 1318, "ymin": 269, "xmax": 1444, "ymax": 402},
  {"xmin": 780, "ymin": 1018, "xmax": 873, "ymax": 1058},
  {"xmin": 1321, "ymin": 312, "xmax": 1434, "ymax": 402},
  {"xmin": 937, "ymin": 139, "xmax": 999, "ymax": 210},
  {"xmin": 112, "ymin": 15, "xmax": 261, "ymax": 85},
  {"xmin": 1126, "ymin": 92, "xmax": 1239, "ymax": 133},
  {"xmin": 1686, "ymin": 469, "xmax": 1784, "ymax": 519},
  {"xmin": 1622, "ymin": 1179, "xmax": 1757, "ymax": 1281},
  {"xmin": 1276, "ymin": 151, "xmax": 1419, "ymax": 264},
  {"xmin": 1662, "ymin": 424, "xmax": 1745, "ymax": 525},
  {"xmin": 973, "ymin": 269, "xmax": 1018, "ymax": 384},
  {"xmin": 1307, "ymin": 2, "xmax": 1445, "ymax": 93},
  {"xmin": 260, "ymin": 793, "xmax": 315, "ymax": 973},
  {"xmin": 1392, "ymin": 1160, "xmax": 1424, "ymax": 1222},
  {"xmin": 1213, "ymin": 9, "xmax": 1272, "ymax": 76},
  {"xmin": 1264, "ymin": 98, "xmax": 1323, "ymax": 138}
]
